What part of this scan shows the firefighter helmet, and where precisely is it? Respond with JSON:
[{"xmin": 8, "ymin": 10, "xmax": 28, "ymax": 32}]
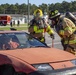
[
  {"xmin": 49, "ymin": 10, "xmax": 60, "ymax": 19},
  {"xmin": 34, "ymin": 9, "xmax": 43, "ymax": 17}
]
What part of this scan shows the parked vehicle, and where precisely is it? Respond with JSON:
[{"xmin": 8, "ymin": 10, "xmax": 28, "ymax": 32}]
[
  {"xmin": 0, "ymin": 31, "xmax": 76, "ymax": 75},
  {"xmin": 0, "ymin": 15, "xmax": 11, "ymax": 26}
]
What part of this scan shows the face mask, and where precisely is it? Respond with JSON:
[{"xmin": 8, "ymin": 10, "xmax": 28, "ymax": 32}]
[{"xmin": 36, "ymin": 13, "xmax": 40, "ymax": 17}]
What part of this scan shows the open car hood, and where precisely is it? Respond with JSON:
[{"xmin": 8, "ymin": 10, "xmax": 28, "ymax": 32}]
[{"xmin": 0, "ymin": 48, "xmax": 76, "ymax": 64}]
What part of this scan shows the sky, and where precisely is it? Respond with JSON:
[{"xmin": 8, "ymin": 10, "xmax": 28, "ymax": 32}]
[{"xmin": 0, "ymin": 0, "xmax": 75, "ymax": 6}]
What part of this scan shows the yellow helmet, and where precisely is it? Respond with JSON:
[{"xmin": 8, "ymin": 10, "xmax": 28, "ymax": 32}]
[{"xmin": 34, "ymin": 9, "xmax": 43, "ymax": 17}]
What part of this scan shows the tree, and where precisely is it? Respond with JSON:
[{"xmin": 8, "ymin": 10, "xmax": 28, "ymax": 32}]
[
  {"xmin": 0, "ymin": 1, "xmax": 76, "ymax": 14},
  {"xmin": 39, "ymin": 3, "xmax": 48, "ymax": 13},
  {"xmin": 30, "ymin": 4, "xmax": 38, "ymax": 15}
]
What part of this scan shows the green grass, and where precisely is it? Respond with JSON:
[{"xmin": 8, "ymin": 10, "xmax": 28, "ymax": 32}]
[{"xmin": 0, "ymin": 24, "xmax": 28, "ymax": 31}]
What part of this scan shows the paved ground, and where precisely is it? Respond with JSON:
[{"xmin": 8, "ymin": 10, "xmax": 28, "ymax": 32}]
[{"xmin": 45, "ymin": 32, "xmax": 63, "ymax": 50}]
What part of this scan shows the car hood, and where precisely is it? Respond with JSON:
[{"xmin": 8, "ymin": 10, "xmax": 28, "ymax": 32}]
[{"xmin": 0, "ymin": 48, "xmax": 76, "ymax": 64}]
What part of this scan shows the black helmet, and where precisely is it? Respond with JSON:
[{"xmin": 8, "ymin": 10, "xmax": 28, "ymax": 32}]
[{"xmin": 49, "ymin": 10, "xmax": 60, "ymax": 19}]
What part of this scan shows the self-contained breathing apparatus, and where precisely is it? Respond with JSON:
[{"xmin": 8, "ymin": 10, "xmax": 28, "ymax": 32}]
[
  {"xmin": 65, "ymin": 12, "xmax": 76, "ymax": 25},
  {"xmin": 30, "ymin": 17, "xmax": 47, "ymax": 29}
]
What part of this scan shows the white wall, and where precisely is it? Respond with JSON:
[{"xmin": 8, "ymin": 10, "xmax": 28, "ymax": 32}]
[{"xmin": 12, "ymin": 17, "xmax": 26, "ymax": 24}]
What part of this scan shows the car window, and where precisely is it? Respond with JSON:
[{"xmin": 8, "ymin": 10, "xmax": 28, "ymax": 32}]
[{"xmin": 0, "ymin": 32, "xmax": 48, "ymax": 50}]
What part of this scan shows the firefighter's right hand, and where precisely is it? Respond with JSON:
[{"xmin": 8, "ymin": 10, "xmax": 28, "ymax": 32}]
[{"xmin": 50, "ymin": 34, "xmax": 55, "ymax": 39}]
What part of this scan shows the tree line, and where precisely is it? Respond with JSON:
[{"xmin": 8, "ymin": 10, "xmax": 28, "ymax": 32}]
[{"xmin": 0, "ymin": 1, "xmax": 76, "ymax": 15}]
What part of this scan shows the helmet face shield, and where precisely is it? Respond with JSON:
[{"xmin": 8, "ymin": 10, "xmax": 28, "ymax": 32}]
[{"xmin": 36, "ymin": 12, "xmax": 41, "ymax": 17}]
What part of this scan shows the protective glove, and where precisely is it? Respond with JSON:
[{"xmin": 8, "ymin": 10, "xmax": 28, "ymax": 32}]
[{"xmin": 50, "ymin": 34, "xmax": 55, "ymax": 39}]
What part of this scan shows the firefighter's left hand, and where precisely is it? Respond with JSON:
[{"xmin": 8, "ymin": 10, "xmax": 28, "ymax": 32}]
[{"xmin": 50, "ymin": 34, "xmax": 55, "ymax": 39}]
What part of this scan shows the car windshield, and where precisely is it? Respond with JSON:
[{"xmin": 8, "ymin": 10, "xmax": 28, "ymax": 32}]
[{"xmin": 0, "ymin": 32, "xmax": 48, "ymax": 50}]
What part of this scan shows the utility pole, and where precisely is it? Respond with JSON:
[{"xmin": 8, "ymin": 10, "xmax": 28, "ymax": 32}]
[{"xmin": 27, "ymin": 0, "xmax": 30, "ymax": 25}]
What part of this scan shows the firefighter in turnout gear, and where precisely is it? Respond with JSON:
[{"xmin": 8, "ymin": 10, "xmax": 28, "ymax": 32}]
[
  {"xmin": 28, "ymin": 9, "xmax": 54, "ymax": 43},
  {"xmin": 49, "ymin": 10, "xmax": 76, "ymax": 55}
]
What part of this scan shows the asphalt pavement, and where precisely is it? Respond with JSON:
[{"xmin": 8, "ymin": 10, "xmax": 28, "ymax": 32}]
[{"xmin": 45, "ymin": 32, "xmax": 63, "ymax": 50}]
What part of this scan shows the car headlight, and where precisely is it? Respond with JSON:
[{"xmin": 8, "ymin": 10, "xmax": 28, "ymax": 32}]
[
  {"xmin": 71, "ymin": 59, "xmax": 76, "ymax": 65},
  {"xmin": 32, "ymin": 64, "xmax": 53, "ymax": 71}
]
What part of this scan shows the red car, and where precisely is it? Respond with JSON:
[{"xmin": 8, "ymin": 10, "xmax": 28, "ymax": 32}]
[{"xmin": 0, "ymin": 31, "xmax": 76, "ymax": 75}]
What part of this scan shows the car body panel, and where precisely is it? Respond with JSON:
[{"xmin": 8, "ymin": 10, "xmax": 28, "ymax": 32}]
[
  {"xmin": 0, "ymin": 53, "xmax": 36, "ymax": 73},
  {"xmin": 50, "ymin": 61, "xmax": 74, "ymax": 69},
  {"xmin": 0, "ymin": 48, "xmax": 76, "ymax": 64}
]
